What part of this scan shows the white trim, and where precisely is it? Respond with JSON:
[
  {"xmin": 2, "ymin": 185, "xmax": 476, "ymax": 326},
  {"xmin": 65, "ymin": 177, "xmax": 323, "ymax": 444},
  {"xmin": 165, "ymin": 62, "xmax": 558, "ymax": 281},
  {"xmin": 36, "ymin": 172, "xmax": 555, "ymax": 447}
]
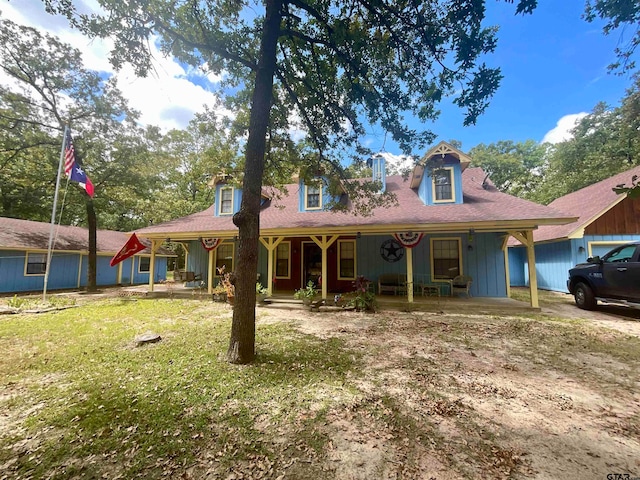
[
  {"xmin": 430, "ymin": 237, "xmax": 462, "ymax": 280},
  {"xmin": 305, "ymin": 183, "xmax": 323, "ymax": 210},
  {"xmin": 24, "ymin": 251, "xmax": 47, "ymax": 276},
  {"xmin": 337, "ymin": 239, "xmax": 356, "ymax": 280},
  {"xmin": 275, "ymin": 241, "xmax": 291, "ymax": 279},
  {"xmin": 214, "ymin": 242, "xmax": 235, "ymax": 274},
  {"xmin": 218, "ymin": 186, "xmax": 234, "ymax": 215},
  {"xmin": 138, "ymin": 256, "xmax": 151, "ymax": 273},
  {"xmin": 432, "ymin": 167, "xmax": 455, "ymax": 203},
  {"xmin": 586, "ymin": 240, "xmax": 632, "ymax": 258}
]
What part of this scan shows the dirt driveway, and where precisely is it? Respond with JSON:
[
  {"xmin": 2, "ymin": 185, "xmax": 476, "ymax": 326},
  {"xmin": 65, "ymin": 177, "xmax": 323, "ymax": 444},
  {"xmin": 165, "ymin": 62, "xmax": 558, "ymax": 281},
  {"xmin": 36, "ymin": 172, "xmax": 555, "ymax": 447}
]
[{"xmin": 266, "ymin": 296, "xmax": 640, "ymax": 479}]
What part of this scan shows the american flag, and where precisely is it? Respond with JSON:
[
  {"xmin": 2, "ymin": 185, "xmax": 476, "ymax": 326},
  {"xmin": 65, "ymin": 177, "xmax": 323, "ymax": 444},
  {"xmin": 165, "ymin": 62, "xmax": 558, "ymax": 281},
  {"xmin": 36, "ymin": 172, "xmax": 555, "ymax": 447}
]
[
  {"xmin": 63, "ymin": 130, "xmax": 76, "ymax": 176},
  {"xmin": 63, "ymin": 129, "xmax": 95, "ymax": 197}
]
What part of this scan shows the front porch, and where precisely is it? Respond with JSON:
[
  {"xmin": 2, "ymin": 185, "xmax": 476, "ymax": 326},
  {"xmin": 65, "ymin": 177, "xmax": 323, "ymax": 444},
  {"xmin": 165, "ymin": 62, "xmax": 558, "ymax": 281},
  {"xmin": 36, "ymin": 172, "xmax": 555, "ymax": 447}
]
[{"xmin": 134, "ymin": 283, "xmax": 540, "ymax": 315}]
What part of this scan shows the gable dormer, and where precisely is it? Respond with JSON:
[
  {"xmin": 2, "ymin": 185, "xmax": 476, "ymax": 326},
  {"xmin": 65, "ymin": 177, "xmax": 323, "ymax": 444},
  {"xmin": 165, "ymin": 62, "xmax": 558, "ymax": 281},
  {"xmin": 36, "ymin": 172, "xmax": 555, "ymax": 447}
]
[
  {"xmin": 298, "ymin": 176, "xmax": 341, "ymax": 212},
  {"xmin": 410, "ymin": 141, "xmax": 471, "ymax": 206},
  {"xmin": 214, "ymin": 182, "xmax": 242, "ymax": 217}
]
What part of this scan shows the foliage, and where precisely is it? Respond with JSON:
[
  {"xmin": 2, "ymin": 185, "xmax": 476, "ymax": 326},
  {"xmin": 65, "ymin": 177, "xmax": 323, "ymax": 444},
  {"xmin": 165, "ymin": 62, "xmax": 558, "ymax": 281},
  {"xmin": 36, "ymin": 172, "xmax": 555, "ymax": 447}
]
[
  {"xmin": 532, "ymin": 75, "xmax": 640, "ymax": 203},
  {"xmin": 5, "ymin": 294, "xmax": 76, "ymax": 310},
  {"xmin": 216, "ymin": 265, "xmax": 236, "ymax": 297},
  {"xmin": 347, "ymin": 276, "xmax": 377, "ymax": 312},
  {"xmin": 294, "ymin": 281, "xmax": 319, "ymax": 301},
  {"xmin": 256, "ymin": 282, "xmax": 268, "ymax": 295},
  {"xmin": 468, "ymin": 140, "xmax": 548, "ymax": 200},
  {"xmin": 584, "ymin": 0, "xmax": 640, "ymax": 74}
]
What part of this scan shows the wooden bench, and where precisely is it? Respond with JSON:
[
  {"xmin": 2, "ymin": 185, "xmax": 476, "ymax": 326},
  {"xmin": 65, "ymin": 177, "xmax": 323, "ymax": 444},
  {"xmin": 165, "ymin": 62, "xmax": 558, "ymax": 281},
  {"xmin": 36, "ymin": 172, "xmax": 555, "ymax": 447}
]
[
  {"xmin": 174, "ymin": 270, "xmax": 202, "ymax": 283},
  {"xmin": 377, "ymin": 273, "xmax": 407, "ymax": 295}
]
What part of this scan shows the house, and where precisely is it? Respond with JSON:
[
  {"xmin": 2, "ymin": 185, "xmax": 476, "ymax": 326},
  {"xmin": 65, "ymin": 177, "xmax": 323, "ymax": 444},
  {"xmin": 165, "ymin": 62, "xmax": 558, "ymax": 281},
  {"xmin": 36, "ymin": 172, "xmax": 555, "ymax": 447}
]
[
  {"xmin": 134, "ymin": 142, "xmax": 574, "ymax": 307},
  {"xmin": 509, "ymin": 165, "xmax": 640, "ymax": 292},
  {"xmin": 0, "ymin": 217, "xmax": 173, "ymax": 294}
]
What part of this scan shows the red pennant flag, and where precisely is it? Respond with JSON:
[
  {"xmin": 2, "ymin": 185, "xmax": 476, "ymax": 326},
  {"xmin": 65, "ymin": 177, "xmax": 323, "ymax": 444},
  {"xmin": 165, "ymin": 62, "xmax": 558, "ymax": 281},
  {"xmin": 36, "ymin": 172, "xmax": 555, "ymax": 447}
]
[{"xmin": 110, "ymin": 233, "xmax": 147, "ymax": 267}]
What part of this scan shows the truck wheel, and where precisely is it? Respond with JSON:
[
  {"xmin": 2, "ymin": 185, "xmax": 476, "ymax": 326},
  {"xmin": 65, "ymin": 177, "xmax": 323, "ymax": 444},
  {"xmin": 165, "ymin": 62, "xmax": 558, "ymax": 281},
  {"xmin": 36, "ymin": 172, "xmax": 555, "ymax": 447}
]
[{"xmin": 574, "ymin": 282, "xmax": 596, "ymax": 310}]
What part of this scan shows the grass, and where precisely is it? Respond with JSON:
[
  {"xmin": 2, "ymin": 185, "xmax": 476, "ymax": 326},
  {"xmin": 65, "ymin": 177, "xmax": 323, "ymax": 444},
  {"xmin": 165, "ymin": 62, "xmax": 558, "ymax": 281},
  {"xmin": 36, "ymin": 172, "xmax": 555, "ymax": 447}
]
[
  {"xmin": 509, "ymin": 286, "xmax": 571, "ymax": 305},
  {"xmin": 1, "ymin": 294, "xmax": 639, "ymax": 479},
  {"xmin": 0, "ymin": 299, "xmax": 358, "ymax": 479}
]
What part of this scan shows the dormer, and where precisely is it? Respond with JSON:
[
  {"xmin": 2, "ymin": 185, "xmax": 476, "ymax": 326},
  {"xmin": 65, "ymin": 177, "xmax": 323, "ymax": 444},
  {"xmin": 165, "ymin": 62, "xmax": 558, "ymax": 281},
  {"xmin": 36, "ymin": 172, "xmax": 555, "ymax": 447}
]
[
  {"xmin": 410, "ymin": 141, "xmax": 471, "ymax": 206},
  {"xmin": 214, "ymin": 182, "xmax": 242, "ymax": 217},
  {"xmin": 298, "ymin": 176, "xmax": 340, "ymax": 212}
]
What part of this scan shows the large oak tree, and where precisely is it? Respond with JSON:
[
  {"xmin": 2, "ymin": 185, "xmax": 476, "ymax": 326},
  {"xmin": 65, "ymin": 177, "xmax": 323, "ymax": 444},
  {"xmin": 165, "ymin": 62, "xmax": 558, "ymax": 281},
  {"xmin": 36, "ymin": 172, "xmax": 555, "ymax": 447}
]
[{"xmin": 44, "ymin": 0, "xmax": 540, "ymax": 363}]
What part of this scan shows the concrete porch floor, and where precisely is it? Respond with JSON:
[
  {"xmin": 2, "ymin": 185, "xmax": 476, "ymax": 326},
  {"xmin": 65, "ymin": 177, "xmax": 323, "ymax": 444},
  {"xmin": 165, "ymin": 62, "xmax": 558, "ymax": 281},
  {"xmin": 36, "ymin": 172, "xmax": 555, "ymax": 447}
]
[{"xmin": 131, "ymin": 283, "xmax": 539, "ymax": 316}]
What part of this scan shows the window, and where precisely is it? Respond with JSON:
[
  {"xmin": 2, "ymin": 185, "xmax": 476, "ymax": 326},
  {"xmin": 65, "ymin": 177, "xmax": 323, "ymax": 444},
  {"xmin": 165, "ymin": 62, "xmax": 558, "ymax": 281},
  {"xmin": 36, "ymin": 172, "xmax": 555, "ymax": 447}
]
[
  {"xmin": 431, "ymin": 238, "xmax": 461, "ymax": 279},
  {"xmin": 139, "ymin": 256, "xmax": 151, "ymax": 273},
  {"xmin": 219, "ymin": 187, "xmax": 234, "ymax": 215},
  {"xmin": 433, "ymin": 167, "xmax": 454, "ymax": 202},
  {"xmin": 275, "ymin": 242, "xmax": 290, "ymax": 278},
  {"xmin": 25, "ymin": 252, "xmax": 46, "ymax": 275},
  {"xmin": 338, "ymin": 240, "xmax": 356, "ymax": 279},
  {"xmin": 604, "ymin": 245, "xmax": 637, "ymax": 263},
  {"xmin": 305, "ymin": 184, "xmax": 322, "ymax": 210},
  {"xmin": 215, "ymin": 243, "xmax": 234, "ymax": 272}
]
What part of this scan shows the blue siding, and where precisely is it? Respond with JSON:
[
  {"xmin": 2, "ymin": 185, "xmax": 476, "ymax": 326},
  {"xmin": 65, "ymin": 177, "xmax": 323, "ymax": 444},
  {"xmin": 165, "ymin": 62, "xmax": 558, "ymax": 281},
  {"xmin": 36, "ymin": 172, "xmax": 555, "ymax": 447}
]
[
  {"xmin": 509, "ymin": 234, "xmax": 640, "ymax": 293},
  {"xmin": 508, "ymin": 247, "xmax": 528, "ymax": 287},
  {"xmin": 0, "ymin": 249, "xmax": 167, "ymax": 294},
  {"xmin": 356, "ymin": 232, "xmax": 506, "ymax": 297}
]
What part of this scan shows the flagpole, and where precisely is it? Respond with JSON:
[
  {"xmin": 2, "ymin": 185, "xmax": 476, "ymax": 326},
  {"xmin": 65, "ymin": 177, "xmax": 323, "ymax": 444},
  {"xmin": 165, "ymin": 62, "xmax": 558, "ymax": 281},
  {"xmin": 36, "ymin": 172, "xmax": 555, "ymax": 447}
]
[{"xmin": 43, "ymin": 125, "xmax": 68, "ymax": 301}]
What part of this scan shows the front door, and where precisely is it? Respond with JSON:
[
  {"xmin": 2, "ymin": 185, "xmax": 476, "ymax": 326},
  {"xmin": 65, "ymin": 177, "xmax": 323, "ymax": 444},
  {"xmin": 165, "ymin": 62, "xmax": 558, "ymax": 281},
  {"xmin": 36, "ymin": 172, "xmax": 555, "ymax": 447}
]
[{"xmin": 302, "ymin": 242, "xmax": 322, "ymax": 288}]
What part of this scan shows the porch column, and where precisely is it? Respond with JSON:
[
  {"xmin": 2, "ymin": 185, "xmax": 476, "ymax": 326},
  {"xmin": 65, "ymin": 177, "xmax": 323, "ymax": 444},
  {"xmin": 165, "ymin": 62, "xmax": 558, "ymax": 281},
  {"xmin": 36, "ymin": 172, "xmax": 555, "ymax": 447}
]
[
  {"xmin": 149, "ymin": 239, "xmax": 158, "ymax": 292},
  {"xmin": 117, "ymin": 262, "xmax": 123, "ymax": 285},
  {"xmin": 510, "ymin": 230, "xmax": 539, "ymax": 308},
  {"xmin": 310, "ymin": 235, "xmax": 339, "ymax": 300},
  {"xmin": 259, "ymin": 236, "xmax": 285, "ymax": 296},
  {"xmin": 501, "ymin": 235, "xmax": 511, "ymax": 299},
  {"xmin": 406, "ymin": 247, "xmax": 414, "ymax": 303},
  {"xmin": 208, "ymin": 248, "xmax": 214, "ymax": 294}
]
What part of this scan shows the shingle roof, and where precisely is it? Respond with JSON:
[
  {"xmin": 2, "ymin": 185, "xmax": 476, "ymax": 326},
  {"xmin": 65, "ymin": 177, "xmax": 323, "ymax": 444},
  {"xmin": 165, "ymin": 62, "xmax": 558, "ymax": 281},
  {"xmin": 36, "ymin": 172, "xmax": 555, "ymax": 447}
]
[
  {"xmin": 0, "ymin": 217, "xmax": 173, "ymax": 255},
  {"xmin": 136, "ymin": 167, "xmax": 573, "ymax": 237},
  {"xmin": 527, "ymin": 165, "xmax": 640, "ymax": 243}
]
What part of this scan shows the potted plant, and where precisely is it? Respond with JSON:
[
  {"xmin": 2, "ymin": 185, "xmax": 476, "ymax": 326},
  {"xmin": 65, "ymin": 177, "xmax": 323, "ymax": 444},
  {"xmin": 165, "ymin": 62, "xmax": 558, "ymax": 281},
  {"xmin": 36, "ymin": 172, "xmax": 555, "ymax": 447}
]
[
  {"xmin": 256, "ymin": 282, "xmax": 268, "ymax": 304},
  {"xmin": 211, "ymin": 283, "xmax": 227, "ymax": 302},
  {"xmin": 294, "ymin": 281, "xmax": 319, "ymax": 305},
  {"xmin": 216, "ymin": 266, "xmax": 235, "ymax": 305}
]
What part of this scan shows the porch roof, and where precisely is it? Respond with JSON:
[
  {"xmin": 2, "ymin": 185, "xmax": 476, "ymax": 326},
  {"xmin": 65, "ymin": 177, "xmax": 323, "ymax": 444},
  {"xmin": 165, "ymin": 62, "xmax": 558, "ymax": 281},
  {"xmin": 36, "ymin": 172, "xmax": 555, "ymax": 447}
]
[{"xmin": 136, "ymin": 167, "xmax": 574, "ymax": 239}]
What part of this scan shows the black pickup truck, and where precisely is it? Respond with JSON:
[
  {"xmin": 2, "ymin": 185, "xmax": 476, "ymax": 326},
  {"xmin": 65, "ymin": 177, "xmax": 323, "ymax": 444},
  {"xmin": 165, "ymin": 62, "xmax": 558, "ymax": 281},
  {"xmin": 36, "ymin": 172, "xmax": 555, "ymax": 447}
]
[{"xmin": 567, "ymin": 241, "xmax": 640, "ymax": 310}]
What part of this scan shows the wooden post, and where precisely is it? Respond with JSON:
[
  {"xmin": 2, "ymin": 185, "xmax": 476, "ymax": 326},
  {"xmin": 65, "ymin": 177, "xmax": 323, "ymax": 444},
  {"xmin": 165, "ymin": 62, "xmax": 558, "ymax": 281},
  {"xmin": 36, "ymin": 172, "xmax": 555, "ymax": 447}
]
[
  {"xmin": 310, "ymin": 235, "xmax": 339, "ymax": 300},
  {"xmin": 259, "ymin": 236, "xmax": 285, "ymax": 296}
]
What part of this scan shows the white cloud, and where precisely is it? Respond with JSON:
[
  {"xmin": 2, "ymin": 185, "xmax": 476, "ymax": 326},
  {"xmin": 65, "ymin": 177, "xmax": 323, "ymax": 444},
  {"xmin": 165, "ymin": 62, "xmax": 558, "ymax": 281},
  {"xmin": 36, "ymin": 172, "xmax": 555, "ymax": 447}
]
[
  {"xmin": 542, "ymin": 113, "xmax": 588, "ymax": 144},
  {"xmin": 378, "ymin": 152, "xmax": 416, "ymax": 175},
  {"xmin": 1, "ymin": 1, "xmax": 231, "ymax": 132}
]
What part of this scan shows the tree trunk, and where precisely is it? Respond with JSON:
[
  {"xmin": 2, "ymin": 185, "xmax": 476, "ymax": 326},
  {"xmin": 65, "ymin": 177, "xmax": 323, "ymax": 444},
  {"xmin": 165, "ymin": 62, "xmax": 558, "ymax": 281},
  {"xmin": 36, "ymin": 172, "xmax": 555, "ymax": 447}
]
[
  {"xmin": 227, "ymin": 0, "xmax": 282, "ymax": 364},
  {"xmin": 86, "ymin": 197, "xmax": 98, "ymax": 292}
]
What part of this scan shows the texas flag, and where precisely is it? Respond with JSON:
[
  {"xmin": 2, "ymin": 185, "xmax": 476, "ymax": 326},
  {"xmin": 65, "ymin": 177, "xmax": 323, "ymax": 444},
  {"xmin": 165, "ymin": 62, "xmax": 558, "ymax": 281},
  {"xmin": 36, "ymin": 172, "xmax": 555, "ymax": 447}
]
[
  {"xmin": 63, "ymin": 130, "xmax": 95, "ymax": 197},
  {"xmin": 110, "ymin": 233, "xmax": 147, "ymax": 267}
]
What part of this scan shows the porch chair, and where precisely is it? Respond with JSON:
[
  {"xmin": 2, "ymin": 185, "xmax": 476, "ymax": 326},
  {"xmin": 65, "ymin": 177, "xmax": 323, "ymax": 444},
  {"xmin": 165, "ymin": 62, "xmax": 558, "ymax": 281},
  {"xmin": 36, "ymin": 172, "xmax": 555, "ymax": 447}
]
[{"xmin": 451, "ymin": 275, "xmax": 472, "ymax": 297}]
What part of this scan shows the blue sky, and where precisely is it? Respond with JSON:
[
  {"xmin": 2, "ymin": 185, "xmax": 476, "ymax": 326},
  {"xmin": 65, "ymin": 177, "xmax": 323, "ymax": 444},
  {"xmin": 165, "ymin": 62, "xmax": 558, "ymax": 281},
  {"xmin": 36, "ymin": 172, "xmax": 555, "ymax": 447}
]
[
  {"xmin": 2, "ymin": 0, "xmax": 636, "ymax": 161},
  {"xmin": 388, "ymin": 1, "xmax": 635, "ymax": 152}
]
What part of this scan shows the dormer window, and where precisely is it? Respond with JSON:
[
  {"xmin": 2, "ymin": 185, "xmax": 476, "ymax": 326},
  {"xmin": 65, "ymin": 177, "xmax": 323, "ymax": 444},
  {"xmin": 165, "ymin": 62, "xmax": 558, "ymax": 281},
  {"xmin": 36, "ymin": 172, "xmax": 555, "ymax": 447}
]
[
  {"xmin": 219, "ymin": 187, "xmax": 234, "ymax": 215},
  {"xmin": 305, "ymin": 184, "xmax": 322, "ymax": 210},
  {"xmin": 433, "ymin": 167, "xmax": 454, "ymax": 203}
]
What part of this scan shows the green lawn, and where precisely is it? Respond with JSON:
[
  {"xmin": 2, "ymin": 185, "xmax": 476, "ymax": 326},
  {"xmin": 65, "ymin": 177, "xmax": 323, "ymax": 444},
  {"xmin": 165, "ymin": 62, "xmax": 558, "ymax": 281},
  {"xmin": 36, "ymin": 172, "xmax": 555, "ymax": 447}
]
[
  {"xmin": 0, "ymin": 298, "xmax": 357, "ymax": 479},
  {"xmin": 1, "ymin": 295, "xmax": 639, "ymax": 479}
]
